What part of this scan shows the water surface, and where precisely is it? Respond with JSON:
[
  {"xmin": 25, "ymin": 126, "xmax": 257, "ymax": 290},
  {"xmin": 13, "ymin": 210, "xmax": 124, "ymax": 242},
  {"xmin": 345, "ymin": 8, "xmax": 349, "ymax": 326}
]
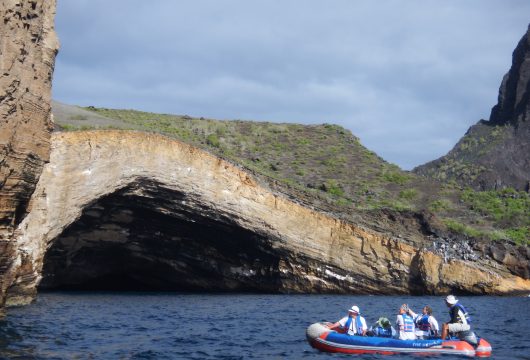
[{"xmin": 0, "ymin": 293, "xmax": 527, "ymax": 359}]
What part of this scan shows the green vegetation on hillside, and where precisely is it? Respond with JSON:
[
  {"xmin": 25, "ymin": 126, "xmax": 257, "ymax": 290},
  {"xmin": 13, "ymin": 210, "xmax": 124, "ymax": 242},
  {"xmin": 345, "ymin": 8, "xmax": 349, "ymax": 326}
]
[
  {"xmin": 432, "ymin": 188, "xmax": 530, "ymax": 245},
  {"xmin": 415, "ymin": 123, "xmax": 510, "ymax": 185},
  {"xmin": 70, "ymin": 107, "xmax": 437, "ymax": 212},
  {"xmin": 459, "ymin": 188, "xmax": 530, "ymax": 245},
  {"xmin": 461, "ymin": 188, "xmax": 529, "ymax": 226},
  {"xmin": 56, "ymin": 106, "xmax": 529, "ymax": 244}
]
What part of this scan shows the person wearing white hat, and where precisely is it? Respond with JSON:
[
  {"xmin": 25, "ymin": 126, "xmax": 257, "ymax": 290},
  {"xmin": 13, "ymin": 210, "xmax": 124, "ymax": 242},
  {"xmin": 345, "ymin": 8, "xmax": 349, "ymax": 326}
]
[
  {"xmin": 441, "ymin": 295, "xmax": 478, "ymax": 346},
  {"xmin": 328, "ymin": 305, "xmax": 368, "ymax": 336}
]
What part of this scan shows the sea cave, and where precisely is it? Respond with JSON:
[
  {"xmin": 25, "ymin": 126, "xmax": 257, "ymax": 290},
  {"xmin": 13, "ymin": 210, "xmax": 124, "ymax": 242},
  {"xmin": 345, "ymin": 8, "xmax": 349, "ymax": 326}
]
[{"xmin": 39, "ymin": 179, "xmax": 285, "ymax": 292}]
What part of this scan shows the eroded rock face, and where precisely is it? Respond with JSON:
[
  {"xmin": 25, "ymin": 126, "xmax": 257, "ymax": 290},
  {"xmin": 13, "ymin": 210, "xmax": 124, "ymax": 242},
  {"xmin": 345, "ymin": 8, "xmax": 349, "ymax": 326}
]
[
  {"xmin": 0, "ymin": 0, "xmax": 58, "ymax": 307},
  {"xmin": 489, "ymin": 25, "xmax": 530, "ymax": 127},
  {"xmin": 8, "ymin": 131, "xmax": 529, "ymax": 303},
  {"xmin": 39, "ymin": 180, "xmax": 286, "ymax": 292},
  {"xmin": 414, "ymin": 25, "xmax": 530, "ymax": 190}
]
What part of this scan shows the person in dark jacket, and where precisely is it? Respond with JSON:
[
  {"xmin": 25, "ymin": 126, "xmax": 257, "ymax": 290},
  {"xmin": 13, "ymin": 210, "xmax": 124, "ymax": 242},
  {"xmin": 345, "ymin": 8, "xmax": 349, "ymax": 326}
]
[{"xmin": 441, "ymin": 295, "xmax": 478, "ymax": 346}]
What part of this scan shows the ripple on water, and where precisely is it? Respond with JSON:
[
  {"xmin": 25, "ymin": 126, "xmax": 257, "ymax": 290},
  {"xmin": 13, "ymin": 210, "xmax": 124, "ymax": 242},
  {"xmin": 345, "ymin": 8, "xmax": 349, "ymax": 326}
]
[
  {"xmin": 130, "ymin": 349, "xmax": 171, "ymax": 359},
  {"xmin": 174, "ymin": 336, "xmax": 200, "ymax": 346},
  {"xmin": 0, "ymin": 293, "xmax": 528, "ymax": 360}
]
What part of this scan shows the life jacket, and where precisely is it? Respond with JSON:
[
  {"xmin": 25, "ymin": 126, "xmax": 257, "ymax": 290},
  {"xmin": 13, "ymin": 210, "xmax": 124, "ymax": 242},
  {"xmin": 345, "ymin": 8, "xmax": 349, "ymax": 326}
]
[
  {"xmin": 450, "ymin": 304, "xmax": 472, "ymax": 324},
  {"xmin": 402, "ymin": 313, "xmax": 414, "ymax": 333},
  {"xmin": 373, "ymin": 326, "xmax": 393, "ymax": 338},
  {"xmin": 344, "ymin": 315, "xmax": 364, "ymax": 335},
  {"xmin": 418, "ymin": 314, "xmax": 431, "ymax": 331}
]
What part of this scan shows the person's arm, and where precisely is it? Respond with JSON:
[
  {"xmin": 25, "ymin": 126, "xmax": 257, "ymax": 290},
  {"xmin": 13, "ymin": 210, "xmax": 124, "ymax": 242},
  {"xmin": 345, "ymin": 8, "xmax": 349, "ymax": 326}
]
[
  {"xmin": 396, "ymin": 315, "xmax": 403, "ymax": 331},
  {"xmin": 328, "ymin": 322, "xmax": 341, "ymax": 330},
  {"xmin": 408, "ymin": 309, "xmax": 418, "ymax": 321},
  {"xmin": 362, "ymin": 318, "xmax": 368, "ymax": 336},
  {"xmin": 396, "ymin": 315, "xmax": 404, "ymax": 340},
  {"xmin": 430, "ymin": 316, "xmax": 439, "ymax": 336},
  {"xmin": 329, "ymin": 317, "xmax": 346, "ymax": 331}
]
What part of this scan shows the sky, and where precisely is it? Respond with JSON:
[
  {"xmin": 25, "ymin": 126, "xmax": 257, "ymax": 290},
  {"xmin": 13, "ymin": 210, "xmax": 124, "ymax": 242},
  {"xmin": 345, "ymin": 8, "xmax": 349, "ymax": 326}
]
[{"xmin": 52, "ymin": 1, "xmax": 530, "ymax": 170}]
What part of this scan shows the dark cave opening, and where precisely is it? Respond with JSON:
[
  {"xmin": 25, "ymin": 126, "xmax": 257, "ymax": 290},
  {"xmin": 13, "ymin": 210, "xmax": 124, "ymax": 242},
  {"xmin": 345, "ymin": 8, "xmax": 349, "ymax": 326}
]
[{"xmin": 39, "ymin": 179, "xmax": 286, "ymax": 292}]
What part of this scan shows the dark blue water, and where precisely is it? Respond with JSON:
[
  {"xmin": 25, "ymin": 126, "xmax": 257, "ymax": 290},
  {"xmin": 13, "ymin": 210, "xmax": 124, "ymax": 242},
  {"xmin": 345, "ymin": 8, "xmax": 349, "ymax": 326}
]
[{"xmin": 0, "ymin": 293, "xmax": 528, "ymax": 359}]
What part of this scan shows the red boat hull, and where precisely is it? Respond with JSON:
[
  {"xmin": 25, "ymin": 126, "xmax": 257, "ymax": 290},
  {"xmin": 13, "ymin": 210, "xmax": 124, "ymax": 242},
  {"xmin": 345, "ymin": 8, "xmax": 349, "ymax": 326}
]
[{"xmin": 307, "ymin": 323, "xmax": 492, "ymax": 357}]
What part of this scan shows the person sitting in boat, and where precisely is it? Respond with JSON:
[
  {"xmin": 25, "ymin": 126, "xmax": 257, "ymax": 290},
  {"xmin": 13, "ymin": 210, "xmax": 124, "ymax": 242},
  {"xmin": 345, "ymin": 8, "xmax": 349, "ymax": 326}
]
[
  {"xmin": 368, "ymin": 317, "xmax": 396, "ymax": 338},
  {"xmin": 395, "ymin": 304, "xmax": 416, "ymax": 340},
  {"xmin": 408, "ymin": 305, "xmax": 439, "ymax": 339},
  {"xmin": 328, "ymin": 305, "xmax": 368, "ymax": 336},
  {"xmin": 441, "ymin": 295, "xmax": 478, "ymax": 346}
]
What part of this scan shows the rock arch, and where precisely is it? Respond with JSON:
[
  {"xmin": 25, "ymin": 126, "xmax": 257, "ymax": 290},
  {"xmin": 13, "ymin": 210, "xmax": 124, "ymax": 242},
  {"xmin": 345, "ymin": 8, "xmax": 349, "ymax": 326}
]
[{"xmin": 7, "ymin": 130, "xmax": 530, "ymax": 304}]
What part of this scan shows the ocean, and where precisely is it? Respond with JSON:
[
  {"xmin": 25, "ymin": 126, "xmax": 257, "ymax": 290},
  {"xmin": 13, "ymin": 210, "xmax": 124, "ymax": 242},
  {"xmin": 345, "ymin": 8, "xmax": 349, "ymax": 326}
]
[{"xmin": 0, "ymin": 292, "xmax": 528, "ymax": 359}]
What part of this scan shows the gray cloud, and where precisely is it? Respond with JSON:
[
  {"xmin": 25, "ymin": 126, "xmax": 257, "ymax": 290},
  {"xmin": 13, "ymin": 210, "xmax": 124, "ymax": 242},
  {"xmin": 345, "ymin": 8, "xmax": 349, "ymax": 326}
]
[{"xmin": 53, "ymin": 0, "xmax": 530, "ymax": 169}]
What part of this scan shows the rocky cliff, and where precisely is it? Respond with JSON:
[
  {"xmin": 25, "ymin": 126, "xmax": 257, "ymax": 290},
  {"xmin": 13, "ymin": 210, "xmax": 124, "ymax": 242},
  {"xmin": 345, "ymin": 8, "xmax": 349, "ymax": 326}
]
[
  {"xmin": 1, "ymin": 3, "xmax": 528, "ymax": 310},
  {"xmin": 5, "ymin": 130, "xmax": 528, "ymax": 305},
  {"xmin": 0, "ymin": 0, "xmax": 58, "ymax": 309},
  {"xmin": 414, "ymin": 25, "xmax": 530, "ymax": 191}
]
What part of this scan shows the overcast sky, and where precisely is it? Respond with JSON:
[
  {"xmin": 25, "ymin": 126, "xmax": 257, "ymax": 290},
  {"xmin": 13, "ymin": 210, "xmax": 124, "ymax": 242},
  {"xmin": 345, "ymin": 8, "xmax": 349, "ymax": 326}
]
[{"xmin": 53, "ymin": 1, "xmax": 530, "ymax": 170}]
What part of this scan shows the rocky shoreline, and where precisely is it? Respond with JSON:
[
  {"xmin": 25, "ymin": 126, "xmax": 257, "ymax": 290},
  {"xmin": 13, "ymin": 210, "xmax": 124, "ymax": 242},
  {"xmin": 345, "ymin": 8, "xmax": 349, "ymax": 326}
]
[
  {"xmin": 0, "ymin": 1, "xmax": 529, "ymax": 312},
  {"xmin": 5, "ymin": 130, "xmax": 528, "ymax": 307}
]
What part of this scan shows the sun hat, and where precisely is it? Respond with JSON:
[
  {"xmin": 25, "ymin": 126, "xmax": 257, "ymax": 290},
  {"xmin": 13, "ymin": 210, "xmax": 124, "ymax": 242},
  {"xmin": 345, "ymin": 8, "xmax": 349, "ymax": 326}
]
[
  {"xmin": 349, "ymin": 305, "xmax": 360, "ymax": 314},
  {"xmin": 378, "ymin": 317, "xmax": 391, "ymax": 328},
  {"xmin": 445, "ymin": 295, "xmax": 458, "ymax": 305}
]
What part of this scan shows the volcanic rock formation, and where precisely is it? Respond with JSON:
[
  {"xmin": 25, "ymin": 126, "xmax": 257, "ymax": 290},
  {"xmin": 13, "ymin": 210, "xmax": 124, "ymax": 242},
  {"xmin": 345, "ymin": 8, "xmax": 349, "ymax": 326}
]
[
  {"xmin": 0, "ymin": 0, "xmax": 58, "ymax": 308},
  {"xmin": 1, "ymin": 2, "xmax": 529, "ymax": 310},
  {"xmin": 414, "ymin": 25, "xmax": 530, "ymax": 191},
  {"xmin": 6, "ymin": 131, "xmax": 529, "ymax": 305}
]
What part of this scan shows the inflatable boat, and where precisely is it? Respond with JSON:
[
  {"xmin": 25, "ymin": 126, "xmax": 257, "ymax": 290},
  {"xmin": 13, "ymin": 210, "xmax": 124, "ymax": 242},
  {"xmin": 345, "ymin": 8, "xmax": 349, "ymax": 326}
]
[{"xmin": 306, "ymin": 323, "xmax": 492, "ymax": 357}]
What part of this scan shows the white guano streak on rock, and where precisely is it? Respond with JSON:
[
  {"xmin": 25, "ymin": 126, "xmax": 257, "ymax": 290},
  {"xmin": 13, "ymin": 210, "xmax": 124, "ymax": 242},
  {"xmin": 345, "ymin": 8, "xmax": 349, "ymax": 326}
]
[
  {"xmin": 325, "ymin": 269, "xmax": 353, "ymax": 282},
  {"xmin": 12, "ymin": 130, "xmax": 530, "ymax": 296}
]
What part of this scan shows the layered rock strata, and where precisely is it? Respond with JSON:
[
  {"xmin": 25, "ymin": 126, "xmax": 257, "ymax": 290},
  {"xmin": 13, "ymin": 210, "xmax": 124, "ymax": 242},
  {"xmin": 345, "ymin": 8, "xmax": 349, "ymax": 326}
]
[
  {"xmin": 0, "ymin": 0, "xmax": 58, "ymax": 308},
  {"xmin": 8, "ymin": 131, "xmax": 529, "ymax": 304}
]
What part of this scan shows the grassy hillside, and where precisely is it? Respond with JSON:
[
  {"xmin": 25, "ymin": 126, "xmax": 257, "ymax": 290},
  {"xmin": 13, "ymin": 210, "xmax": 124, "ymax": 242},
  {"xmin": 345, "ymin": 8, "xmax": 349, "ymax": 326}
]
[
  {"xmin": 414, "ymin": 27, "xmax": 530, "ymax": 193},
  {"xmin": 53, "ymin": 104, "xmax": 529, "ymax": 245},
  {"xmin": 413, "ymin": 121, "xmax": 519, "ymax": 187}
]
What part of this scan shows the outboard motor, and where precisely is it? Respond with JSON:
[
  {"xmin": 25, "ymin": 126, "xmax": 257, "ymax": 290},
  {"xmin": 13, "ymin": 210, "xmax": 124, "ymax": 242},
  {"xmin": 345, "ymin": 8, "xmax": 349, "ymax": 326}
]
[{"xmin": 460, "ymin": 330, "xmax": 478, "ymax": 347}]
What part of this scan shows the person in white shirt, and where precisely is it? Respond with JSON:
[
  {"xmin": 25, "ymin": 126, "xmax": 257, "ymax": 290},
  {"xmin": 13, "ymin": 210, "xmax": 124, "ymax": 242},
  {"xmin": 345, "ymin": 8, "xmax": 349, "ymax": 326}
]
[
  {"xmin": 329, "ymin": 305, "xmax": 368, "ymax": 336},
  {"xmin": 395, "ymin": 304, "xmax": 416, "ymax": 340},
  {"xmin": 409, "ymin": 305, "xmax": 439, "ymax": 339}
]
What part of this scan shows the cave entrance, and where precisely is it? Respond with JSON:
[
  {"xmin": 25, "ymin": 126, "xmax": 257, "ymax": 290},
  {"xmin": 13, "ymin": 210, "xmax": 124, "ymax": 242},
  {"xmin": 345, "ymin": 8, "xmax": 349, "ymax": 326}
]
[{"xmin": 39, "ymin": 179, "xmax": 284, "ymax": 292}]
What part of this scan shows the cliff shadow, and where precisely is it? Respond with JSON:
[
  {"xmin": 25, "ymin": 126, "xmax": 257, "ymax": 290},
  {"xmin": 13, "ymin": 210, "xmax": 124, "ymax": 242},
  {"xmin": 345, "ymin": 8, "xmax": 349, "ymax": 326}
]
[{"xmin": 39, "ymin": 178, "xmax": 287, "ymax": 293}]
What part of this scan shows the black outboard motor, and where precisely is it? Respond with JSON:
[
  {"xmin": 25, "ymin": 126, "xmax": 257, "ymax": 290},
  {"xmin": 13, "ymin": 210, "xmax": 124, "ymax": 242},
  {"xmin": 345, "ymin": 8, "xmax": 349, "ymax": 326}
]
[{"xmin": 460, "ymin": 330, "xmax": 478, "ymax": 348}]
